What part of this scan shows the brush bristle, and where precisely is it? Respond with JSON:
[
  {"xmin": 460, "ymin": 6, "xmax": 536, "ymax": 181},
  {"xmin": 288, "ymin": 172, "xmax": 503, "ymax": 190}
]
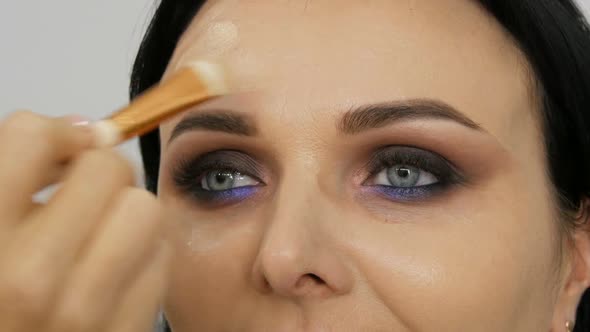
[{"xmin": 187, "ymin": 61, "xmax": 229, "ymax": 95}]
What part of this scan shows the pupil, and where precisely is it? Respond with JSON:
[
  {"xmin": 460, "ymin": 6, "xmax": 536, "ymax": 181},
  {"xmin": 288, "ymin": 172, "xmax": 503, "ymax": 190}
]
[
  {"xmin": 397, "ymin": 167, "xmax": 411, "ymax": 178},
  {"xmin": 215, "ymin": 173, "xmax": 231, "ymax": 184}
]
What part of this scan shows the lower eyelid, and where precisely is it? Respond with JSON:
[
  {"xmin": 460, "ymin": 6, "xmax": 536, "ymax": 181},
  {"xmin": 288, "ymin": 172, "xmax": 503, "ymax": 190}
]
[
  {"xmin": 190, "ymin": 185, "xmax": 261, "ymax": 204},
  {"xmin": 368, "ymin": 185, "xmax": 438, "ymax": 201}
]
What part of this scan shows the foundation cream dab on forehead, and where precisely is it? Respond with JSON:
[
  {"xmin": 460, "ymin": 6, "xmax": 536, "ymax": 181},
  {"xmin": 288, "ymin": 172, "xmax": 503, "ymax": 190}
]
[
  {"xmin": 203, "ymin": 21, "xmax": 239, "ymax": 55},
  {"xmin": 171, "ymin": 20, "xmax": 239, "ymax": 73},
  {"xmin": 93, "ymin": 61, "xmax": 228, "ymax": 148}
]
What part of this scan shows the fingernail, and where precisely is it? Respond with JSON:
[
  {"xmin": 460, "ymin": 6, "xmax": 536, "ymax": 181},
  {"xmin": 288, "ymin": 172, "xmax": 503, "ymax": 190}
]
[
  {"xmin": 73, "ymin": 120, "xmax": 90, "ymax": 127},
  {"xmin": 62, "ymin": 115, "xmax": 90, "ymax": 126}
]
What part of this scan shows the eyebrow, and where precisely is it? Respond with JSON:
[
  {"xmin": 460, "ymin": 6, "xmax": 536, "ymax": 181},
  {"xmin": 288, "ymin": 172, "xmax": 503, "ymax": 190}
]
[
  {"xmin": 168, "ymin": 111, "xmax": 257, "ymax": 144},
  {"xmin": 167, "ymin": 99, "xmax": 482, "ymax": 144},
  {"xmin": 338, "ymin": 99, "xmax": 482, "ymax": 134}
]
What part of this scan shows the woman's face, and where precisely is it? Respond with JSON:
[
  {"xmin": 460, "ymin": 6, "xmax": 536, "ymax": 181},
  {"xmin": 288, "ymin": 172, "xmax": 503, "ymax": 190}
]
[{"xmin": 156, "ymin": 1, "xmax": 567, "ymax": 331}]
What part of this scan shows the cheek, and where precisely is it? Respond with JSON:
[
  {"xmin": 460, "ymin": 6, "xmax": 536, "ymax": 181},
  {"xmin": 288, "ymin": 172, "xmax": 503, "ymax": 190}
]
[
  {"xmin": 347, "ymin": 180, "xmax": 559, "ymax": 331},
  {"xmin": 160, "ymin": 198, "xmax": 263, "ymax": 329}
]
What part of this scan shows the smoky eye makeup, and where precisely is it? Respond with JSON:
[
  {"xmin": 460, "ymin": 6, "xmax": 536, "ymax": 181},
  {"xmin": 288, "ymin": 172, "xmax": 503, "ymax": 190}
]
[
  {"xmin": 362, "ymin": 146, "xmax": 465, "ymax": 201},
  {"xmin": 169, "ymin": 143, "xmax": 466, "ymax": 207},
  {"xmin": 171, "ymin": 150, "xmax": 265, "ymax": 206}
]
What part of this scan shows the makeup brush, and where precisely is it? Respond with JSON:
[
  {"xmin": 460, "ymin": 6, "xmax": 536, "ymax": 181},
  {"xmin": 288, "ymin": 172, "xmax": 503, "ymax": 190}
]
[{"xmin": 93, "ymin": 61, "xmax": 228, "ymax": 147}]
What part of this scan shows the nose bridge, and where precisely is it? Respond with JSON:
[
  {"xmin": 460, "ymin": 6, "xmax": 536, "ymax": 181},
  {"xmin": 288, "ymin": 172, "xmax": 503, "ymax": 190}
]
[
  {"xmin": 259, "ymin": 172, "xmax": 319, "ymax": 275},
  {"xmin": 251, "ymin": 166, "xmax": 353, "ymax": 298},
  {"xmin": 271, "ymin": 156, "xmax": 323, "ymax": 229}
]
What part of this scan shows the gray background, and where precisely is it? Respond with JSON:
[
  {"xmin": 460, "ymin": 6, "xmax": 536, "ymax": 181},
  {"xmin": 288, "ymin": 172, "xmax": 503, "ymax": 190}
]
[
  {"xmin": 0, "ymin": 0, "xmax": 153, "ymax": 173},
  {"xmin": 0, "ymin": 0, "xmax": 589, "ymax": 174}
]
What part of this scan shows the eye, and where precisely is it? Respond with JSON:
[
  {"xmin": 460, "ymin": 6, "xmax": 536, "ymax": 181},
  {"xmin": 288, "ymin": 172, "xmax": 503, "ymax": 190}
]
[
  {"xmin": 372, "ymin": 165, "xmax": 438, "ymax": 188},
  {"xmin": 363, "ymin": 146, "xmax": 462, "ymax": 201},
  {"xmin": 171, "ymin": 150, "xmax": 264, "ymax": 205},
  {"xmin": 201, "ymin": 170, "xmax": 259, "ymax": 191}
]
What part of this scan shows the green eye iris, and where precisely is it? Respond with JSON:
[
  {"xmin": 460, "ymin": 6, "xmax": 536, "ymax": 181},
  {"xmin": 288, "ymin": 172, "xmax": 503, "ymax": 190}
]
[
  {"xmin": 203, "ymin": 171, "xmax": 237, "ymax": 191},
  {"xmin": 387, "ymin": 165, "xmax": 421, "ymax": 187}
]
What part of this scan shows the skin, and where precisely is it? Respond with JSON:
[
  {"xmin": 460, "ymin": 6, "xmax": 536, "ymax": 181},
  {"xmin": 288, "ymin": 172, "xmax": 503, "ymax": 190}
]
[
  {"xmin": 0, "ymin": 113, "xmax": 169, "ymax": 332},
  {"xmin": 1, "ymin": 0, "xmax": 589, "ymax": 332},
  {"xmin": 156, "ymin": 0, "xmax": 590, "ymax": 331}
]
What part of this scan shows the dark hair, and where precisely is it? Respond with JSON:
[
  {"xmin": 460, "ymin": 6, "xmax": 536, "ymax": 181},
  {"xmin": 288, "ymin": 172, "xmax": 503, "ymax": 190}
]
[{"xmin": 130, "ymin": 1, "xmax": 590, "ymax": 331}]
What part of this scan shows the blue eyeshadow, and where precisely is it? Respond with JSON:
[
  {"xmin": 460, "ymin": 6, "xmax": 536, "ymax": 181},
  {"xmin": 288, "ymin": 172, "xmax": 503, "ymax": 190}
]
[
  {"xmin": 369, "ymin": 184, "xmax": 439, "ymax": 201},
  {"xmin": 192, "ymin": 185, "xmax": 259, "ymax": 203}
]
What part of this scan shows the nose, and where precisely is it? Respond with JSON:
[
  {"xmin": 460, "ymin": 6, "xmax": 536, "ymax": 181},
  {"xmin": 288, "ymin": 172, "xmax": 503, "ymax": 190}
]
[{"xmin": 251, "ymin": 182, "xmax": 354, "ymax": 299}]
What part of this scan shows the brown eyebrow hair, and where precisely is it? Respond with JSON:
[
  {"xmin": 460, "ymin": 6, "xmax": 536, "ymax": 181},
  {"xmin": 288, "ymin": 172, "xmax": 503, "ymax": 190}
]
[
  {"xmin": 167, "ymin": 99, "xmax": 482, "ymax": 144},
  {"xmin": 168, "ymin": 110, "xmax": 257, "ymax": 144},
  {"xmin": 338, "ymin": 99, "xmax": 482, "ymax": 134}
]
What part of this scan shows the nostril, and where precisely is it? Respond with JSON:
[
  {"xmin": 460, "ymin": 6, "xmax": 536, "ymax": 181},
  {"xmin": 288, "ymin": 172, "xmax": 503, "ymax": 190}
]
[
  {"xmin": 295, "ymin": 273, "xmax": 325, "ymax": 289},
  {"xmin": 307, "ymin": 273, "xmax": 324, "ymax": 284}
]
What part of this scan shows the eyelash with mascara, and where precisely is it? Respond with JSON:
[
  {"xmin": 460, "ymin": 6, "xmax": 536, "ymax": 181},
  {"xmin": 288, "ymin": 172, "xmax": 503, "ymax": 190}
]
[
  {"xmin": 171, "ymin": 146, "xmax": 463, "ymax": 206},
  {"xmin": 362, "ymin": 146, "xmax": 464, "ymax": 201},
  {"xmin": 172, "ymin": 150, "xmax": 265, "ymax": 205}
]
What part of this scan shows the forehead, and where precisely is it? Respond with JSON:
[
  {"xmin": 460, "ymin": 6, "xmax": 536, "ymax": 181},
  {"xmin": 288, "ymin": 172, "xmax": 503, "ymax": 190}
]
[{"xmin": 163, "ymin": 0, "xmax": 535, "ymax": 145}]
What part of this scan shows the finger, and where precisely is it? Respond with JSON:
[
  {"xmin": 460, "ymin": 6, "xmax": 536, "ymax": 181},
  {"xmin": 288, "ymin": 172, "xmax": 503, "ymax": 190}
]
[
  {"xmin": 110, "ymin": 243, "xmax": 171, "ymax": 332},
  {"xmin": 0, "ymin": 155, "xmax": 132, "ymax": 331},
  {"xmin": 25, "ymin": 201, "xmax": 44, "ymax": 217},
  {"xmin": 0, "ymin": 111, "xmax": 94, "ymax": 222},
  {"xmin": 46, "ymin": 246, "xmax": 169, "ymax": 332},
  {"xmin": 49, "ymin": 188, "xmax": 164, "ymax": 331},
  {"xmin": 27, "ymin": 201, "xmax": 44, "ymax": 212},
  {"xmin": 11, "ymin": 201, "xmax": 47, "ymax": 223},
  {"xmin": 21, "ymin": 149, "xmax": 134, "ymax": 275},
  {"xmin": 0, "ymin": 244, "xmax": 58, "ymax": 331}
]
